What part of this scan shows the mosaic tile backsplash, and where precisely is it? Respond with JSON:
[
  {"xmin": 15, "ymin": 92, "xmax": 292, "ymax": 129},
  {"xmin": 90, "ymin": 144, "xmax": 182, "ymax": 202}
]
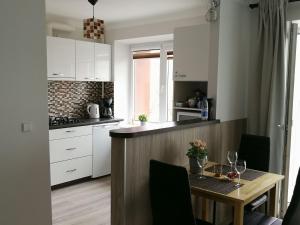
[{"xmin": 48, "ymin": 81, "xmax": 114, "ymax": 118}]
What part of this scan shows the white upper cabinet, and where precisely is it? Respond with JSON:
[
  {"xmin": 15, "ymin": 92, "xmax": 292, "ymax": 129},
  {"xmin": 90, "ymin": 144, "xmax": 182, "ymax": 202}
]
[
  {"xmin": 76, "ymin": 40, "xmax": 95, "ymax": 81},
  {"xmin": 47, "ymin": 36, "xmax": 76, "ymax": 80},
  {"xmin": 95, "ymin": 43, "xmax": 111, "ymax": 82},
  {"xmin": 173, "ymin": 24, "xmax": 210, "ymax": 81},
  {"xmin": 47, "ymin": 36, "xmax": 111, "ymax": 82}
]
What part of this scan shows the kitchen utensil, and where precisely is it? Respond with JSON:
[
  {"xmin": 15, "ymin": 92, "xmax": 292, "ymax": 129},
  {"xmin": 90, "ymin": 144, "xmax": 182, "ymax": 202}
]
[
  {"xmin": 187, "ymin": 98, "xmax": 196, "ymax": 108},
  {"xmin": 87, "ymin": 103, "xmax": 100, "ymax": 119},
  {"xmin": 197, "ymin": 155, "xmax": 208, "ymax": 179},
  {"xmin": 214, "ymin": 164, "xmax": 223, "ymax": 177},
  {"xmin": 175, "ymin": 101, "xmax": 184, "ymax": 107},
  {"xmin": 234, "ymin": 160, "xmax": 247, "ymax": 187}
]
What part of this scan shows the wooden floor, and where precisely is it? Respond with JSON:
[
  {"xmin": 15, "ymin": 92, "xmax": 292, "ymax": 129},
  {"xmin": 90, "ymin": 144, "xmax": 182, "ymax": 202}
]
[{"xmin": 51, "ymin": 176, "xmax": 111, "ymax": 225}]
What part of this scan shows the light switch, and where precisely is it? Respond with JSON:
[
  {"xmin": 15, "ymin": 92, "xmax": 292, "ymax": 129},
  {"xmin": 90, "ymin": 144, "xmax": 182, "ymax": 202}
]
[{"xmin": 22, "ymin": 122, "xmax": 33, "ymax": 132}]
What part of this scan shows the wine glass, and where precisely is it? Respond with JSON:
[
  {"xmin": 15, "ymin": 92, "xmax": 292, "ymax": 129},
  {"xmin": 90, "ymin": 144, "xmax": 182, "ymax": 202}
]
[
  {"xmin": 234, "ymin": 160, "xmax": 247, "ymax": 187},
  {"xmin": 197, "ymin": 155, "xmax": 208, "ymax": 179},
  {"xmin": 227, "ymin": 151, "xmax": 238, "ymax": 172}
]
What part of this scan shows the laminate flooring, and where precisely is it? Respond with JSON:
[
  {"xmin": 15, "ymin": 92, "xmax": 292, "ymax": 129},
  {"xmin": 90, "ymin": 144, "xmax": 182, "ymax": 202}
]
[{"xmin": 51, "ymin": 176, "xmax": 111, "ymax": 225}]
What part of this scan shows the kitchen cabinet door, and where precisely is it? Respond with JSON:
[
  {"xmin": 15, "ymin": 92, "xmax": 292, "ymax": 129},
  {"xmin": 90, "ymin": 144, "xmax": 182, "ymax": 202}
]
[
  {"xmin": 95, "ymin": 43, "xmax": 111, "ymax": 81},
  {"xmin": 49, "ymin": 135, "xmax": 93, "ymax": 163},
  {"xmin": 47, "ymin": 36, "xmax": 76, "ymax": 80},
  {"xmin": 173, "ymin": 24, "xmax": 210, "ymax": 81},
  {"xmin": 50, "ymin": 156, "xmax": 92, "ymax": 186},
  {"xmin": 92, "ymin": 123, "xmax": 119, "ymax": 178},
  {"xmin": 76, "ymin": 40, "xmax": 95, "ymax": 81}
]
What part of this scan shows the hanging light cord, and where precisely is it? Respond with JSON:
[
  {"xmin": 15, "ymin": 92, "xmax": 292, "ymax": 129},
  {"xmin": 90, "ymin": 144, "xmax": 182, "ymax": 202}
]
[
  {"xmin": 93, "ymin": 5, "xmax": 95, "ymax": 19},
  {"xmin": 88, "ymin": 0, "xmax": 98, "ymax": 19}
]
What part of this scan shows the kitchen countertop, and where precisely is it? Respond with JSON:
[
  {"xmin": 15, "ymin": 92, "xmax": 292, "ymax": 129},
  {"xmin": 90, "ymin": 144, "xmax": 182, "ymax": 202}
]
[
  {"xmin": 109, "ymin": 119, "xmax": 220, "ymax": 138},
  {"xmin": 49, "ymin": 118, "xmax": 124, "ymax": 130}
]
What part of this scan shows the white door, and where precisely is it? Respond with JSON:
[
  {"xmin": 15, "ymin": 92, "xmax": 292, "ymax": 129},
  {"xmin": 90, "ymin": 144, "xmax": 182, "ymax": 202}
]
[
  {"xmin": 47, "ymin": 36, "xmax": 76, "ymax": 80},
  {"xmin": 95, "ymin": 43, "xmax": 111, "ymax": 81},
  {"xmin": 76, "ymin": 40, "xmax": 94, "ymax": 81},
  {"xmin": 92, "ymin": 123, "xmax": 119, "ymax": 178}
]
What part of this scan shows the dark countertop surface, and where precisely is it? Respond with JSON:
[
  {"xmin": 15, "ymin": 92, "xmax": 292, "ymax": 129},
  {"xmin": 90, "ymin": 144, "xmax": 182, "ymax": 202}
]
[
  {"xmin": 109, "ymin": 119, "xmax": 220, "ymax": 138},
  {"xmin": 49, "ymin": 118, "xmax": 124, "ymax": 130}
]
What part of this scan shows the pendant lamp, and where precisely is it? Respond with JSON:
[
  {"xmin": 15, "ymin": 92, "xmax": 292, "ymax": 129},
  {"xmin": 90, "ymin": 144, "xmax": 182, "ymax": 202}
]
[{"xmin": 83, "ymin": 0, "xmax": 104, "ymax": 42}]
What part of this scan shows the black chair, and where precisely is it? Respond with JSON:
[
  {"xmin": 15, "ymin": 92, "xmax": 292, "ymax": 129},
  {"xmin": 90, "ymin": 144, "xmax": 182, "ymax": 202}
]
[
  {"xmin": 244, "ymin": 167, "xmax": 300, "ymax": 225},
  {"xmin": 149, "ymin": 160, "xmax": 212, "ymax": 225},
  {"xmin": 239, "ymin": 134, "xmax": 270, "ymax": 172},
  {"xmin": 239, "ymin": 134, "xmax": 270, "ymax": 212}
]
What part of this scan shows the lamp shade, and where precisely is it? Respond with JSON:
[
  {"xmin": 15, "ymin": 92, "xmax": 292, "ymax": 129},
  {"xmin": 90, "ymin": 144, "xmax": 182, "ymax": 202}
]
[{"xmin": 83, "ymin": 18, "xmax": 104, "ymax": 42}]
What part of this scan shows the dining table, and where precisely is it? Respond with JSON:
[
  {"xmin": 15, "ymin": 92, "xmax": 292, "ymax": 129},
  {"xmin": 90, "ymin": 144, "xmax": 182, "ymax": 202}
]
[{"xmin": 188, "ymin": 162, "xmax": 284, "ymax": 225}]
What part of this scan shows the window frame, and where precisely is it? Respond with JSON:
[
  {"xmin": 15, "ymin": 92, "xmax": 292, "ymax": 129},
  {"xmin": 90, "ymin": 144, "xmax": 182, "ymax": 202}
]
[{"xmin": 130, "ymin": 41, "xmax": 173, "ymax": 122}]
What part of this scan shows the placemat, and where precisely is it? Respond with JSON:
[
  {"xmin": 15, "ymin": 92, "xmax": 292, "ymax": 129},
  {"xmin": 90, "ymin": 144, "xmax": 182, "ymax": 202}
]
[
  {"xmin": 205, "ymin": 165, "xmax": 266, "ymax": 181},
  {"xmin": 189, "ymin": 174, "xmax": 243, "ymax": 195}
]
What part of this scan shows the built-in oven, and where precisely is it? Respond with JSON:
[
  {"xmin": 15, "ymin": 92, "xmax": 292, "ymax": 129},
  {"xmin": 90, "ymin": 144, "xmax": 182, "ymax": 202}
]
[{"xmin": 176, "ymin": 111, "xmax": 202, "ymax": 121}]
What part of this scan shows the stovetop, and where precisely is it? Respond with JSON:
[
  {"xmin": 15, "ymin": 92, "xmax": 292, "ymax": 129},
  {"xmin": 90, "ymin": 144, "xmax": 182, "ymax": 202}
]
[{"xmin": 49, "ymin": 116, "xmax": 82, "ymax": 127}]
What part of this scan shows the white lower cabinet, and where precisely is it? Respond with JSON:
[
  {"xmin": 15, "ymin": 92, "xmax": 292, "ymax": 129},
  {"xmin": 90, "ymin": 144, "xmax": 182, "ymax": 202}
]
[
  {"xmin": 49, "ymin": 135, "xmax": 92, "ymax": 163},
  {"xmin": 49, "ymin": 126, "xmax": 93, "ymax": 186},
  {"xmin": 49, "ymin": 126, "xmax": 92, "ymax": 140},
  {"xmin": 49, "ymin": 123, "xmax": 119, "ymax": 186},
  {"xmin": 50, "ymin": 156, "xmax": 92, "ymax": 186}
]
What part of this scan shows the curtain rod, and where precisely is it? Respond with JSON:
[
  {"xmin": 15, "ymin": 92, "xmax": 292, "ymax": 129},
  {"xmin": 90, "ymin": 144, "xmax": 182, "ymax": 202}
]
[{"xmin": 249, "ymin": 0, "xmax": 300, "ymax": 9}]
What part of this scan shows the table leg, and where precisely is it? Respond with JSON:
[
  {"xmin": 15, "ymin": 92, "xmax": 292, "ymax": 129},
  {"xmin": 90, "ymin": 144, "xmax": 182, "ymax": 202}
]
[
  {"xmin": 269, "ymin": 183, "xmax": 279, "ymax": 217},
  {"xmin": 233, "ymin": 202, "xmax": 244, "ymax": 225},
  {"xmin": 202, "ymin": 198, "xmax": 209, "ymax": 221}
]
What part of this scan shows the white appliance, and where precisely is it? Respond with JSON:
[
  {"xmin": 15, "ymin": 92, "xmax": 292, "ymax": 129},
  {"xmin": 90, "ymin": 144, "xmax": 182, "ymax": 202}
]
[
  {"xmin": 87, "ymin": 103, "xmax": 100, "ymax": 119},
  {"xmin": 177, "ymin": 111, "xmax": 202, "ymax": 121},
  {"xmin": 92, "ymin": 123, "xmax": 120, "ymax": 178}
]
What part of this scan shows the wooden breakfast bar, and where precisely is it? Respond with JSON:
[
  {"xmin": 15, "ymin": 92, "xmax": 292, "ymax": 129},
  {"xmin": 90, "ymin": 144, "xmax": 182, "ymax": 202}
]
[{"xmin": 109, "ymin": 118, "xmax": 276, "ymax": 225}]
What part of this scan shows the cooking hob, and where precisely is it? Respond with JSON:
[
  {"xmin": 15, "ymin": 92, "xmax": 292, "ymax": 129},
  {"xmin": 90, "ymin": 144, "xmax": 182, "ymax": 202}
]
[{"xmin": 49, "ymin": 116, "xmax": 82, "ymax": 127}]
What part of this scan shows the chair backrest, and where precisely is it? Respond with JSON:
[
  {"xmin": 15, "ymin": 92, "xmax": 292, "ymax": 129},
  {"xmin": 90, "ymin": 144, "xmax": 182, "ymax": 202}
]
[
  {"xmin": 149, "ymin": 160, "xmax": 196, "ymax": 225},
  {"xmin": 238, "ymin": 134, "xmax": 270, "ymax": 172},
  {"xmin": 283, "ymin": 167, "xmax": 300, "ymax": 225}
]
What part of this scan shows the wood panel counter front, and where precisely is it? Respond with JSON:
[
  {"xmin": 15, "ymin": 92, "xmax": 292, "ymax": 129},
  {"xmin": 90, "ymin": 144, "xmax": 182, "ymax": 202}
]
[{"xmin": 110, "ymin": 119, "xmax": 247, "ymax": 225}]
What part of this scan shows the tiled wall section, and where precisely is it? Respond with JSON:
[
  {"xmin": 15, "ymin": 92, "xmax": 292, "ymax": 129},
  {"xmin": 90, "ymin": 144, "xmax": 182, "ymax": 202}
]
[{"xmin": 48, "ymin": 81, "xmax": 114, "ymax": 118}]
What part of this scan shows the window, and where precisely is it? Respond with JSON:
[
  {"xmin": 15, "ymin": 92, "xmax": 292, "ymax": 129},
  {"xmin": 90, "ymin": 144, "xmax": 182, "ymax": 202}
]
[{"xmin": 132, "ymin": 44, "xmax": 173, "ymax": 122}]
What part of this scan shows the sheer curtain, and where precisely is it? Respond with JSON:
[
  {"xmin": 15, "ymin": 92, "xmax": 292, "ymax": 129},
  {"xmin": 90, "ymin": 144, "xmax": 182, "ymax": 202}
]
[{"xmin": 248, "ymin": 0, "xmax": 288, "ymax": 174}]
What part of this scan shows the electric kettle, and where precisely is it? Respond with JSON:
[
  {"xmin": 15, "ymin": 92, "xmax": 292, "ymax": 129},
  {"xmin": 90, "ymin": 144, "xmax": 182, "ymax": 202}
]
[{"xmin": 87, "ymin": 103, "xmax": 100, "ymax": 119}]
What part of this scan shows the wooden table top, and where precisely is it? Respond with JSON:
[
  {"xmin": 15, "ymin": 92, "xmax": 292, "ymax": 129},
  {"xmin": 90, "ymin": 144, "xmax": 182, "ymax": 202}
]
[{"xmin": 189, "ymin": 162, "xmax": 284, "ymax": 205}]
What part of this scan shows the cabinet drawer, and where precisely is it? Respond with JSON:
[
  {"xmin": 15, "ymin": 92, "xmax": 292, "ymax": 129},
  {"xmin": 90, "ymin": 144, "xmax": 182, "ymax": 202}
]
[
  {"xmin": 50, "ymin": 156, "xmax": 92, "ymax": 186},
  {"xmin": 49, "ymin": 135, "xmax": 92, "ymax": 163},
  {"xmin": 49, "ymin": 126, "xmax": 92, "ymax": 140}
]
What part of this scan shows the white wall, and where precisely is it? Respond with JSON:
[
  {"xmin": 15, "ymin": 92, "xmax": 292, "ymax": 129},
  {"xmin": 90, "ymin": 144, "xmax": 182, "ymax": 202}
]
[
  {"xmin": 108, "ymin": 16, "xmax": 208, "ymax": 123},
  {"xmin": 46, "ymin": 15, "xmax": 85, "ymax": 41},
  {"xmin": 215, "ymin": 0, "xmax": 251, "ymax": 122},
  {"xmin": 46, "ymin": 14, "xmax": 207, "ymax": 45},
  {"xmin": 106, "ymin": 16, "xmax": 207, "ymax": 43},
  {"xmin": 0, "ymin": 1, "xmax": 52, "ymax": 225}
]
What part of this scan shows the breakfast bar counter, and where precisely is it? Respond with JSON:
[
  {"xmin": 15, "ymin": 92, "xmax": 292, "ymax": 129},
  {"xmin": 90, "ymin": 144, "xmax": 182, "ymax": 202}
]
[
  {"xmin": 110, "ymin": 118, "xmax": 247, "ymax": 225},
  {"xmin": 110, "ymin": 119, "xmax": 220, "ymax": 138}
]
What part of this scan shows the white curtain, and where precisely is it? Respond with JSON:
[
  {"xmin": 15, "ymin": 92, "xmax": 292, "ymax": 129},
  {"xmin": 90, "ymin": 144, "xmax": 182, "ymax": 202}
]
[{"xmin": 248, "ymin": 0, "xmax": 288, "ymax": 173}]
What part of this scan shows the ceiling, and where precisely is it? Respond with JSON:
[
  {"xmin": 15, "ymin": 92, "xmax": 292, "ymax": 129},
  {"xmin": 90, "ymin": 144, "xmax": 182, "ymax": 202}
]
[{"xmin": 46, "ymin": 0, "xmax": 211, "ymax": 26}]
